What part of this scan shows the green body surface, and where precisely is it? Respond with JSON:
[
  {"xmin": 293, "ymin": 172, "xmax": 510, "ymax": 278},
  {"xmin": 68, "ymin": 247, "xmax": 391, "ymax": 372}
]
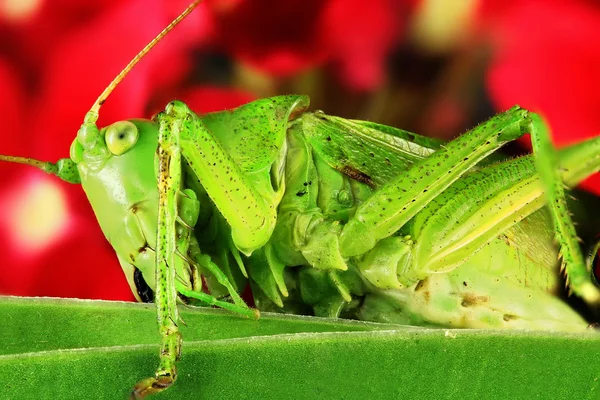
[
  {"xmin": 4, "ymin": 95, "xmax": 600, "ymax": 397},
  {"xmin": 68, "ymin": 95, "xmax": 598, "ymax": 333}
]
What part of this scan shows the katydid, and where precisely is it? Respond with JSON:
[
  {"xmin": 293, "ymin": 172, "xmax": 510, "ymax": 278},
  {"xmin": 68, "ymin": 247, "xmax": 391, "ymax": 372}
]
[{"xmin": 1, "ymin": 1, "xmax": 600, "ymax": 398}]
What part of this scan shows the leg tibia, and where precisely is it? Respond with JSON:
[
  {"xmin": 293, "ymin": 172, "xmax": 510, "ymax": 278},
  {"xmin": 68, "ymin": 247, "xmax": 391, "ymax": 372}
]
[
  {"xmin": 169, "ymin": 101, "xmax": 277, "ymax": 255},
  {"xmin": 410, "ymin": 156, "xmax": 544, "ymax": 276},
  {"xmin": 340, "ymin": 106, "xmax": 533, "ymax": 257},
  {"xmin": 404, "ymin": 134, "xmax": 600, "ymax": 283},
  {"xmin": 132, "ymin": 109, "xmax": 183, "ymax": 398},
  {"xmin": 175, "ymin": 189, "xmax": 252, "ymax": 312},
  {"xmin": 186, "ymin": 236, "xmax": 248, "ymax": 308},
  {"xmin": 528, "ymin": 113, "xmax": 600, "ymax": 303},
  {"xmin": 176, "ymin": 282, "xmax": 258, "ymax": 319}
]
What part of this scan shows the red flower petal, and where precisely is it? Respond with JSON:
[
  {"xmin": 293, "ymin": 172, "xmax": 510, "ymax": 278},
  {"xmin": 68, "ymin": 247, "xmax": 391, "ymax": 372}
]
[
  {"xmin": 320, "ymin": 0, "xmax": 405, "ymax": 90},
  {"xmin": 1, "ymin": 0, "xmax": 120, "ymax": 66},
  {"xmin": 27, "ymin": 215, "xmax": 135, "ymax": 301},
  {"xmin": 0, "ymin": 57, "xmax": 29, "ymax": 206},
  {"xmin": 176, "ymin": 86, "xmax": 256, "ymax": 114},
  {"xmin": 482, "ymin": 0, "xmax": 600, "ymax": 194},
  {"xmin": 211, "ymin": 0, "xmax": 413, "ymax": 89},
  {"xmin": 0, "ymin": 0, "xmax": 213, "ymax": 301},
  {"xmin": 27, "ymin": 0, "xmax": 208, "ymax": 161},
  {"xmin": 211, "ymin": 0, "xmax": 329, "ymax": 76},
  {"xmin": 0, "ymin": 58, "xmax": 24, "ymax": 158}
]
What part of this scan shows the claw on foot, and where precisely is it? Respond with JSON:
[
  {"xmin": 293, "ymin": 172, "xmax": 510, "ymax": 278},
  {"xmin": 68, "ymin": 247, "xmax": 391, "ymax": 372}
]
[{"xmin": 130, "ymin": 374, "xmax": 176, "ymax": 400}]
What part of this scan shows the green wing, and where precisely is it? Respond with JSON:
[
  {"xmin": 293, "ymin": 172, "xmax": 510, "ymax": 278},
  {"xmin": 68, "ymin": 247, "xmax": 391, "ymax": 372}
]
[{"xmin": 294, "ymin": 112, "xmax": 442, "ymax": 188}]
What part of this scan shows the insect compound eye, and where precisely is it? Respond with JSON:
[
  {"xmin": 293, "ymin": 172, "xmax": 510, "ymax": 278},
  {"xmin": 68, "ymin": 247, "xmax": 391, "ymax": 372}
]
[{"xmin": 105, "ymin": 121, "xmax": 139, "ymax": 156}]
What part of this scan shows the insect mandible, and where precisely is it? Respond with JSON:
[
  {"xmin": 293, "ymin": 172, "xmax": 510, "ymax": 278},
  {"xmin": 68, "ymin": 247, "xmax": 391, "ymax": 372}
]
[{"xmin": 1, "ymin": 1, "xmax": 600, "ymax": 398}]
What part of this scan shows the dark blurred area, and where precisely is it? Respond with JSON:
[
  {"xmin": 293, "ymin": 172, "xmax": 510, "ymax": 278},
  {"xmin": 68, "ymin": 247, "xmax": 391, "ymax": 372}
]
[{"xmin": 0, "ymin": 0, "xmax": 599, "ymax": 301}]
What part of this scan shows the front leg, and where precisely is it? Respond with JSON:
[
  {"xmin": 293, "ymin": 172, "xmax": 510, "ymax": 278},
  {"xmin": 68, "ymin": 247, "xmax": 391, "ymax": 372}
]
[
  {"xmin": 173, "ymin": 96, "xmax": 308, "ymax": 256},
  {"xmin": 132, "ymin": 105, "xmax": 183, "ymax": 398}
]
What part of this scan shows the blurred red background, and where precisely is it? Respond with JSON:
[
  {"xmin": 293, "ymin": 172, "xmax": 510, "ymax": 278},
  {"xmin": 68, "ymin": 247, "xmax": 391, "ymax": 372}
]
[{"xmin": 0, "ymin": 0, "xmax": 599, "ymax": 301}]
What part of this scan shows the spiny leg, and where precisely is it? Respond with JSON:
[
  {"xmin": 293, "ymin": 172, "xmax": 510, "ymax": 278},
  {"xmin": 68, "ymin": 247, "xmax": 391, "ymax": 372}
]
[
  {"xmin": 188, "ymin": 237, "xmax": 248, "ymax": 307},
  {"xmin": 166, "ymin": 101, "xmax": 262, "ymax": 311},
  {"xmin": 173, "ymin": 96, "xmax": 308, "ymax": 256},
  {"xmin": 268, "ymin": 106, "xmax": 600, "ymax": 321},
  {"xmin": 131, "ymin": 105, "xmax": 183, "ymax": 399},
  {"xmin": 176, "ymin": 188, "xmax": 251, "ymax": 310},
  {"xmin": 339, "ymin": 106, "xmax": 534, "ymax": 257},
  {"xmin": 341, "ymin": 107, "xmax": 600, "ymax": 305},
  {"xmin": 263, "ymin": 110, "xmax": 535, "ymax": 301},
  {"xmin": 291, "ymin": 106, "xmax": 600, "ymax": 293},
  {"xmin": 395, "ymin": 135, "xmax": 600, "ymax": 286},
  {"xmin": 528, "ymin": 113, "xmax": 600, "ymax": 303},
  {"xmin": 177, "ymin": 281, "xmax": 259, "ymax": 318},
  {"xmin": 169, "ymin": 100, "xmax": 267, "ymax": 311}
]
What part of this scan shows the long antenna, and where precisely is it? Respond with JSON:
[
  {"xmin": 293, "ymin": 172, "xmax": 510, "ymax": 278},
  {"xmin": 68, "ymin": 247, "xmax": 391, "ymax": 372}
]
[
  {"xmin": 89, "ymin": 0, "xmax": 202, "ymax": 115},
  {"xmin": 0, "ymin": 155, "xmax": 54, "ymax": 171},
  {"xmin": 0, "ymin": 1, "xmax": 203, "ymax": 185}
]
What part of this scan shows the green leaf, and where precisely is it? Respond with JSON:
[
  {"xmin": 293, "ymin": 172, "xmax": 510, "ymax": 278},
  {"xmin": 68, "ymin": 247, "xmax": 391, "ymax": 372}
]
[{"xmin": 1, "ymin": 296, "xmax": 599, "ymax": 399}]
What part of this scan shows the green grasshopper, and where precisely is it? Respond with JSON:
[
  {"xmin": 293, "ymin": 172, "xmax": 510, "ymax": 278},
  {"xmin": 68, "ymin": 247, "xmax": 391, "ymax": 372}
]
[{"xmin": 2, "ymin": 1, "xmax": 600, "ymax": 398}]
